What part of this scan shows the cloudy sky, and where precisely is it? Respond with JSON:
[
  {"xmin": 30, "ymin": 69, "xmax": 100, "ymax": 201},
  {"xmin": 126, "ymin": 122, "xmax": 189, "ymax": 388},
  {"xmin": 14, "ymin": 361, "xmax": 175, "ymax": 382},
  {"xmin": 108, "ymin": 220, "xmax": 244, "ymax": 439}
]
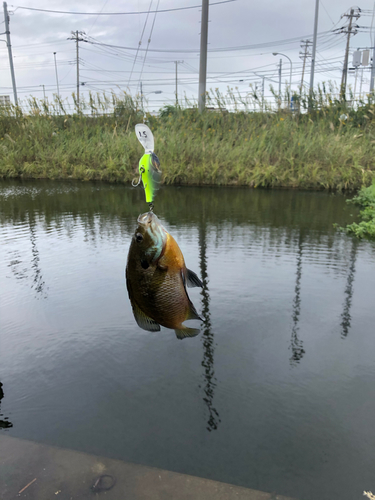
[{"xmin": 0, "ymin": 0, "xmax": 374, "ymax": 111}]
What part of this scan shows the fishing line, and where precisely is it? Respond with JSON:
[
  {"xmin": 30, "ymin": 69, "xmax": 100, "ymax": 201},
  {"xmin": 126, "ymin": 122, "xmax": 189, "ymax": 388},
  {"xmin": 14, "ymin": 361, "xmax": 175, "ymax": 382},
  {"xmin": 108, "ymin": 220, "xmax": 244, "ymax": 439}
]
[
  {"xmin": 127, "ymin": 0, "xmax": 153, "ymax": 89},
  {"xmin": 137, "ymin": 0, "xmax": 160, "ymax": 92}
]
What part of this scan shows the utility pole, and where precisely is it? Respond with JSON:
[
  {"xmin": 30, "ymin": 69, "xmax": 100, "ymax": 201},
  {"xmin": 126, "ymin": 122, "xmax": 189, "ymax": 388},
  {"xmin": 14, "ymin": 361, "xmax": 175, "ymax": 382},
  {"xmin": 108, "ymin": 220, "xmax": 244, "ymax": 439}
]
[
  {"xmin": 3, "ymin": 2, "xmax": 17, "ymax": 105},
  {"xmin": 278, "ymin": 58, "xmax": 282, "ymax": 109},
  {"xmin": 76, "ymin": 31, "xmax": 79, "ymax": 106},
  {"xmin": 299, "ymin": 40, "xmax": 312, "ymax": 93},
  {"xmin": 198, "ymin": 0, "xmax": 209, "ymax": 112},
  {"xmin": 68, "ymin": 30, "xmax": 87, "ymax": 110},
  {"xmin": 371, "ymin": 43, "xmax": 375, "ymax": 93},
  {"xmin": 174, "ymin": 60, "xmax": 183, "ymax": 106},
  {"xmin": 335, "ymin": 8, "xmax": 360, "ymax": 98},
  {"xmin": 309, "ymin": 0, "xmax": 319, "ymax": 99},
  {"xmin": 53, "ymin": 52, "xmax": 60, "ymax": 97},
  {"xmin": 261, "ymin": 76, "xmax": 265, "ymax": 112}
]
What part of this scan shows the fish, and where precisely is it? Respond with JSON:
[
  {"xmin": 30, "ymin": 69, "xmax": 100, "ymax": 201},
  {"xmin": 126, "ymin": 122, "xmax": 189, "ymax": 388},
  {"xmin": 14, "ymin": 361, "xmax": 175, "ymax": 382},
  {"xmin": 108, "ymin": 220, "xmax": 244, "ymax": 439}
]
[{"xmin": 126, "ymin": 212, "xmax": 203, "ymax": 340}]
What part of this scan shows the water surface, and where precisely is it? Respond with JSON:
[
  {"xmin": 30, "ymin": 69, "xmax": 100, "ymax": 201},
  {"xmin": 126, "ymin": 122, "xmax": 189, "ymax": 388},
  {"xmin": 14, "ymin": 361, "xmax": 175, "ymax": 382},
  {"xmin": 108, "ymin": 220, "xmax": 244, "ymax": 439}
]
[{"xmin": 1, "ymin": 180, "xmax": 375, "ymax": 500}]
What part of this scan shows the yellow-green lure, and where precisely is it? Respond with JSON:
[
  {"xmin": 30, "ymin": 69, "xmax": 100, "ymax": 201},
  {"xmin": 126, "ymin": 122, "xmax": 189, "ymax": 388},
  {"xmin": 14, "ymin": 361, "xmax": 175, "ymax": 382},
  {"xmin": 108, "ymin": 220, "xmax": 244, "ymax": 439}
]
[
  {"xmin": 134, "ymin": 124, "xmax": 162, "ymax": 211},
  {"xmin": 138, "ymin": 152, "xmax": 162, "ymax": 207}
]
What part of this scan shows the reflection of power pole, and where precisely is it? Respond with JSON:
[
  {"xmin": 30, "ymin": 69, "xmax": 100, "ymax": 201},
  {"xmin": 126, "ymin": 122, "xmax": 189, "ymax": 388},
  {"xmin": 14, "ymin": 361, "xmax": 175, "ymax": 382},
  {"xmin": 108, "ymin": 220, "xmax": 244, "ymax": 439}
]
[
  {"xmin": 0, "ymin": 382, "xmax": 13, "ymax": 429},
  {"xmin": 290, "ymin": 231, "xmax": 305, "ymax": 366},
  {"xmin": 199, "ymin": 220, "xmax": 220, "ymax": 432},
  {"xmin": 299, "ymin": 40, "xmax": 312, "ymax": 93},
  {"xmin": 28, "ymin": 213, "xmax": 47, "ymax": 298},
  {"xmin": 341, "ymin": 240, "xmax": 358, "ymax": 338}
]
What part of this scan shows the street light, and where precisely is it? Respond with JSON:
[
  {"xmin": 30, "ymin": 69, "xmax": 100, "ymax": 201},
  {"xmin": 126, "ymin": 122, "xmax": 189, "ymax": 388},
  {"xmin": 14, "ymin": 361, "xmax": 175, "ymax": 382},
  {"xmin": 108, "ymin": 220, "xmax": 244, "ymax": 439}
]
[
  {"xmin": 140, "ymin": 87, "xmax": 162, "ymax": 111},
  {"xmin": 273, "ymin": 52, "xmax": 292, "ymax": 108},
  {"xmin": 140, "ymin": 89, "xmax": 162, "ymax": 122}
]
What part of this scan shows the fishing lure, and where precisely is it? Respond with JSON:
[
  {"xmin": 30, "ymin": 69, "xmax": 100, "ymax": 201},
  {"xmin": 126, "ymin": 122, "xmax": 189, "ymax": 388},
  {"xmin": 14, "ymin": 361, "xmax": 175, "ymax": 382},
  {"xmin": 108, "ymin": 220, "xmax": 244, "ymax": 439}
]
[{"xmin": 133, "ymin": 124, "xmax": 162, "ymax": 211}]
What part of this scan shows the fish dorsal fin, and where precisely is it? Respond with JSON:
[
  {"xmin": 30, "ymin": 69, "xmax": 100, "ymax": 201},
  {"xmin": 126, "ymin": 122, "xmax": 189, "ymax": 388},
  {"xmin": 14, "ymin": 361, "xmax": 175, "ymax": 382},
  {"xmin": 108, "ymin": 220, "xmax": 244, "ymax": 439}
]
[
  {"xmin": 186, "ymin": 268, "xmax": 203, "ymax": 288},
  {"xmin": 174, "ymin": 326, "xmax": 200, "ymax": 340},
  {"xmin": 131, "ymin": 300, "xmax": 160, "ymax": 332}
]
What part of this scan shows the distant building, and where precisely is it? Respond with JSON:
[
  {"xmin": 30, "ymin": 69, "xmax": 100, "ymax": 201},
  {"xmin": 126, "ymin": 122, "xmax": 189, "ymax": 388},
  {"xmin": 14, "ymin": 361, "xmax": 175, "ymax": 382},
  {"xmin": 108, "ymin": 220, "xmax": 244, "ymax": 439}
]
[{"xmin": 0, "ymin": 95, "xmax": 11, "ymax": 106}]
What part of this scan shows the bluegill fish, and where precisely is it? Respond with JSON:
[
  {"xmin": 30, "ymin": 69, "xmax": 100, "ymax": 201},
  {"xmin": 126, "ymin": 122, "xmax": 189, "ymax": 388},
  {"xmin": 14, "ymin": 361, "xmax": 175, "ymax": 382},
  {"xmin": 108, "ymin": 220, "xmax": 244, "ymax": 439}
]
[{"xmin": 126, "ymin": 212, "xmax": 203, "ymax": 340}]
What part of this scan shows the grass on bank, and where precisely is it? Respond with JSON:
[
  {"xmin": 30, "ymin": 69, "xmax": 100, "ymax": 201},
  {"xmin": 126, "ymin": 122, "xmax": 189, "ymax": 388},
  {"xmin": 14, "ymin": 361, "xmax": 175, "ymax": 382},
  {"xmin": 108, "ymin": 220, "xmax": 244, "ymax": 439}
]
[
  {"xmin": 338, "ymin": 182, "xmax": 375, "ymax": 238},
  {"xmin": 0, "ymin": 86, "xmax": 375, "ymax": 190}
]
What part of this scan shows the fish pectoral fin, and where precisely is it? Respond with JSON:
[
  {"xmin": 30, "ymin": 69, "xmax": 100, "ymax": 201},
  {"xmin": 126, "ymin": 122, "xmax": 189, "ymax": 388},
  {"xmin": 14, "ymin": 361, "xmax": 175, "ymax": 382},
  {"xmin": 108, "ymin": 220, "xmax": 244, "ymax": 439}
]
[
  {"xmin": 174, "ymin": 326, "xmax": 200, "ymax": 340},
  {"xmin": 131, "ymin": 301, "xmax": 160, "ymax": 332},
  {"xmin": 187, "ymin": 301, "xmax": 202, "ymax": 321},
  {"xmin": 186, "ymin": 268, "xmax": 203, "ymax": 288}
]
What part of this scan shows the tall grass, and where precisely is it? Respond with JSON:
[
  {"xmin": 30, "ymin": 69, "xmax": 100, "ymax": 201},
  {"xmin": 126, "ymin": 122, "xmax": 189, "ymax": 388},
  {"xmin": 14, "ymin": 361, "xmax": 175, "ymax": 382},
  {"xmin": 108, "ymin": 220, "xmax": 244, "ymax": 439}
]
[
  {"xmin": 338, "ymin": 181, "xmax": 375, "ymax": 238},
  {"xmin": 0, "ymin": 86, "xmax": 375, "ymax": 190}
]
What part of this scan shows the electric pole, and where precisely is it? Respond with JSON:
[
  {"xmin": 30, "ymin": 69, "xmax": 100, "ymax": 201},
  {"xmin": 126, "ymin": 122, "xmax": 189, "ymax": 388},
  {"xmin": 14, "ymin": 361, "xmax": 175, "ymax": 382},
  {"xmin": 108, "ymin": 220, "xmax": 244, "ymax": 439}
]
[
  {"xmin": 299, "ymin": 40, "xmax": 312, "ymax": 93},
  {"xmin": 3, "ymin": 2, "xmax": 17, "ymax": 105},
  {"xmin": 261, "ymin": 76, "xmax": 265, "ymax": 112},
  {"xmin": 335, "ymin": 8, "xmax": 360, "ymax": 98},
  {"xmin": 68, "ymin": 30, "xmax": 87, "ymax": 110},
  {"xmin": 309, "ymin": 0, "xmax": 319, "ymax": 98},
  {"xmin": 278, "ymin": 58, "xmax": 282, "ymax": 109},
  {"xmin": 175, "ymin": 60, "xmax": 183, "ymax": 106},
  {"xmin": 198, "ymin": 0, "xmax": 209, "ymax": 112},
  {"xmin": 371, "ymin": 43, "xmax": 375, "ymax": 93},
  {"xmin": 53, "ymin": 52, "xmax": 60, "ymax": 98}
]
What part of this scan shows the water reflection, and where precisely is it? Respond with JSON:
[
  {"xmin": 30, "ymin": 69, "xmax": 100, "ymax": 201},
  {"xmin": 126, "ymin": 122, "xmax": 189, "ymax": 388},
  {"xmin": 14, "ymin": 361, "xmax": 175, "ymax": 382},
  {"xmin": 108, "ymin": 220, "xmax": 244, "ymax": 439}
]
[
  {"xmin": 289, "ymin": 231, "xmax": 305, "ymax": 366},
  {"xmin": 28, "ymin": 213, "xmax": 47, "ymax": 298},
  {"xmin": 0, "ymin": 382, "xmax": 13, "ymax": 429},
  {"xmin": 198, "ymin": 220, "xmax": 221, "ymax": 432},
  {"xmin": 341, "ymin": 239, "xmax": 358, "ymax": 338},
  {"xmin": 6, "ymin": 213, "xmax": 47, "ymax": 298}
]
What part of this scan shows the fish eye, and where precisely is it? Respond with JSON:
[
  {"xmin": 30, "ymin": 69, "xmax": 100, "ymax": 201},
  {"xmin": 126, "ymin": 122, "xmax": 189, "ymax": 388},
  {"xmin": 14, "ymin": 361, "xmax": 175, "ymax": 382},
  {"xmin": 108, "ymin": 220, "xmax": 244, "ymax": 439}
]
[{"xmin": 136, "ymin": 233, "xmax": 143, "ymax": 243}]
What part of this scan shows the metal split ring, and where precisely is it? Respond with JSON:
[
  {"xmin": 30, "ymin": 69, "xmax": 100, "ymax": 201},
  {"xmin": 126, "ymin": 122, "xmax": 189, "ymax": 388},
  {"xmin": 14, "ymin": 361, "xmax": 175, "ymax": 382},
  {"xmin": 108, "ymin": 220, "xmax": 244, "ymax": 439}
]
[{"xmin": 91, "ymin": 474, "xmax": 116, "ymax": 492}]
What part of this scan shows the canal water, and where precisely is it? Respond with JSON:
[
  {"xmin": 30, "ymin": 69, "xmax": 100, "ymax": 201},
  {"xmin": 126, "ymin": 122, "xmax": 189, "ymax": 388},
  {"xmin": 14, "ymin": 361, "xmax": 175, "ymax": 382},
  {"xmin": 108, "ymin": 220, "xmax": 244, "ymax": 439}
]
[{"xmin": 1, "ymin": 179, "xmax": 375, "ymax": 500}]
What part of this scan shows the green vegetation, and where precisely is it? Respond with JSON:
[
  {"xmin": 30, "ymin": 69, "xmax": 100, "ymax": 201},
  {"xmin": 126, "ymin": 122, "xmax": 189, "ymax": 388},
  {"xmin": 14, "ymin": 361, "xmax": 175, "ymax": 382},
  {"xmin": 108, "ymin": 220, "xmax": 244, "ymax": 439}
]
[
  {"xmin": 339, "ymin": 182, "xmax": 375, "ymax": 238},
  {"xmin": 0, "ymin": 86, "xmax": 375, "ymax": 190}
]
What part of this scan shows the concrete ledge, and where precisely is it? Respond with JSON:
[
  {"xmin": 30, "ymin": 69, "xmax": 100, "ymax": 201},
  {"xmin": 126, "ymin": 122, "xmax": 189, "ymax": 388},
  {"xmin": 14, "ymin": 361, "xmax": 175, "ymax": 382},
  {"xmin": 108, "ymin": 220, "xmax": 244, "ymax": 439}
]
[{"xmin": 0, "ymin": 435, "xmax": 294, "ymax": 500}]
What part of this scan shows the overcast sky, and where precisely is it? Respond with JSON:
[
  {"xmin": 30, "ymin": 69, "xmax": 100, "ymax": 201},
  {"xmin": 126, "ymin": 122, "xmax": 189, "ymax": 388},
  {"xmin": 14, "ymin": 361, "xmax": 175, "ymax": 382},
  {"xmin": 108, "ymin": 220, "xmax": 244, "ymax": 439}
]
[{"xmin": 0, "ymin": 0, "xmax": 374, "ymax": 111}]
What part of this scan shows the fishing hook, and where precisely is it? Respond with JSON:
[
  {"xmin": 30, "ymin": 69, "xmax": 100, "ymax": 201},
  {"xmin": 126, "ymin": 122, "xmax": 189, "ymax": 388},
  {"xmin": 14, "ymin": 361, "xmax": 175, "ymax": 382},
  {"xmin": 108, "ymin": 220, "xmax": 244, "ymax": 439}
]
[{"xmin": 131, "ymin": 166, "xmax": 145, "ymax": 188}]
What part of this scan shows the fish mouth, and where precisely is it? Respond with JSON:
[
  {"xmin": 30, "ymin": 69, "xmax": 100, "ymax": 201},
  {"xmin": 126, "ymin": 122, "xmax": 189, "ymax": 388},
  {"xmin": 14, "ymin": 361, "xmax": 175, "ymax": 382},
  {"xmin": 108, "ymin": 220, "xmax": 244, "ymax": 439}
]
[
  {"xmin": 137, "ymin": 212, "xmax": 155, "ymax": 226},
  {"xmin": 137, "ymin": 212, "xmax": 163, "ymax": 229}
]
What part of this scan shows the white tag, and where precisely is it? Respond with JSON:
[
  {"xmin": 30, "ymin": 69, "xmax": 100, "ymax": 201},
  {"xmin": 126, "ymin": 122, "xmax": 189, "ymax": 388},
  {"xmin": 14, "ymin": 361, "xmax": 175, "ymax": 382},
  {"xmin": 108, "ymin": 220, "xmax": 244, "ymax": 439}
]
[{"xmin": 135, "ymin": 124, "xmax": 154, "ymax": 153}]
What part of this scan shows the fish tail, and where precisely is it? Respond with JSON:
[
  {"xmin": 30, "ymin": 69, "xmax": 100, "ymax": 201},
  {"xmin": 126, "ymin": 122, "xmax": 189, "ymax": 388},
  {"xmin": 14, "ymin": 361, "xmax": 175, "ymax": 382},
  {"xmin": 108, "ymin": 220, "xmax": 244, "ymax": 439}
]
[{"xmin": 174, "ymin": 326, "xmax": 200, "ymax": 340}]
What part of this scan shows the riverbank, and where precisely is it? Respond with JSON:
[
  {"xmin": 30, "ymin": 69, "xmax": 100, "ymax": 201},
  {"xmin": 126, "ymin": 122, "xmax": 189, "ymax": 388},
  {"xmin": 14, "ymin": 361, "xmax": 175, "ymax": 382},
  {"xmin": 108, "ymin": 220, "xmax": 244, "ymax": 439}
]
[
  {"xmin": 340, "ymin": 182, "xmax": 375, "ymax": 238},
  {"xmin": 0, "ymin": 435, "xmax": 294, "ymax": 500},
  {"xmin": 1, "ymin": 92, "xmax": 375, "ymax": 190}
]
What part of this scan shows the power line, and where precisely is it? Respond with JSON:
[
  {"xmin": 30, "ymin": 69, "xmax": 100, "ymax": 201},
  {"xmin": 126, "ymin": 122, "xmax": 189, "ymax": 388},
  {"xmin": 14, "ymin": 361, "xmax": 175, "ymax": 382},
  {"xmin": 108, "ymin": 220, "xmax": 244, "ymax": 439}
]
[
  {"xmin": 127, "ymin": 0, "xmax": 153, "ymax": 87},
  {"xmin": 86, "ymin": 30, "xmax": 333, "ymax": 54},
  {"xmin": 11, "ymin": 1, "xmax": 236, "ymax": 16},
  {"xmin": 138, "ymin": 0, "xmax": 160, "ymax": 91}
]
